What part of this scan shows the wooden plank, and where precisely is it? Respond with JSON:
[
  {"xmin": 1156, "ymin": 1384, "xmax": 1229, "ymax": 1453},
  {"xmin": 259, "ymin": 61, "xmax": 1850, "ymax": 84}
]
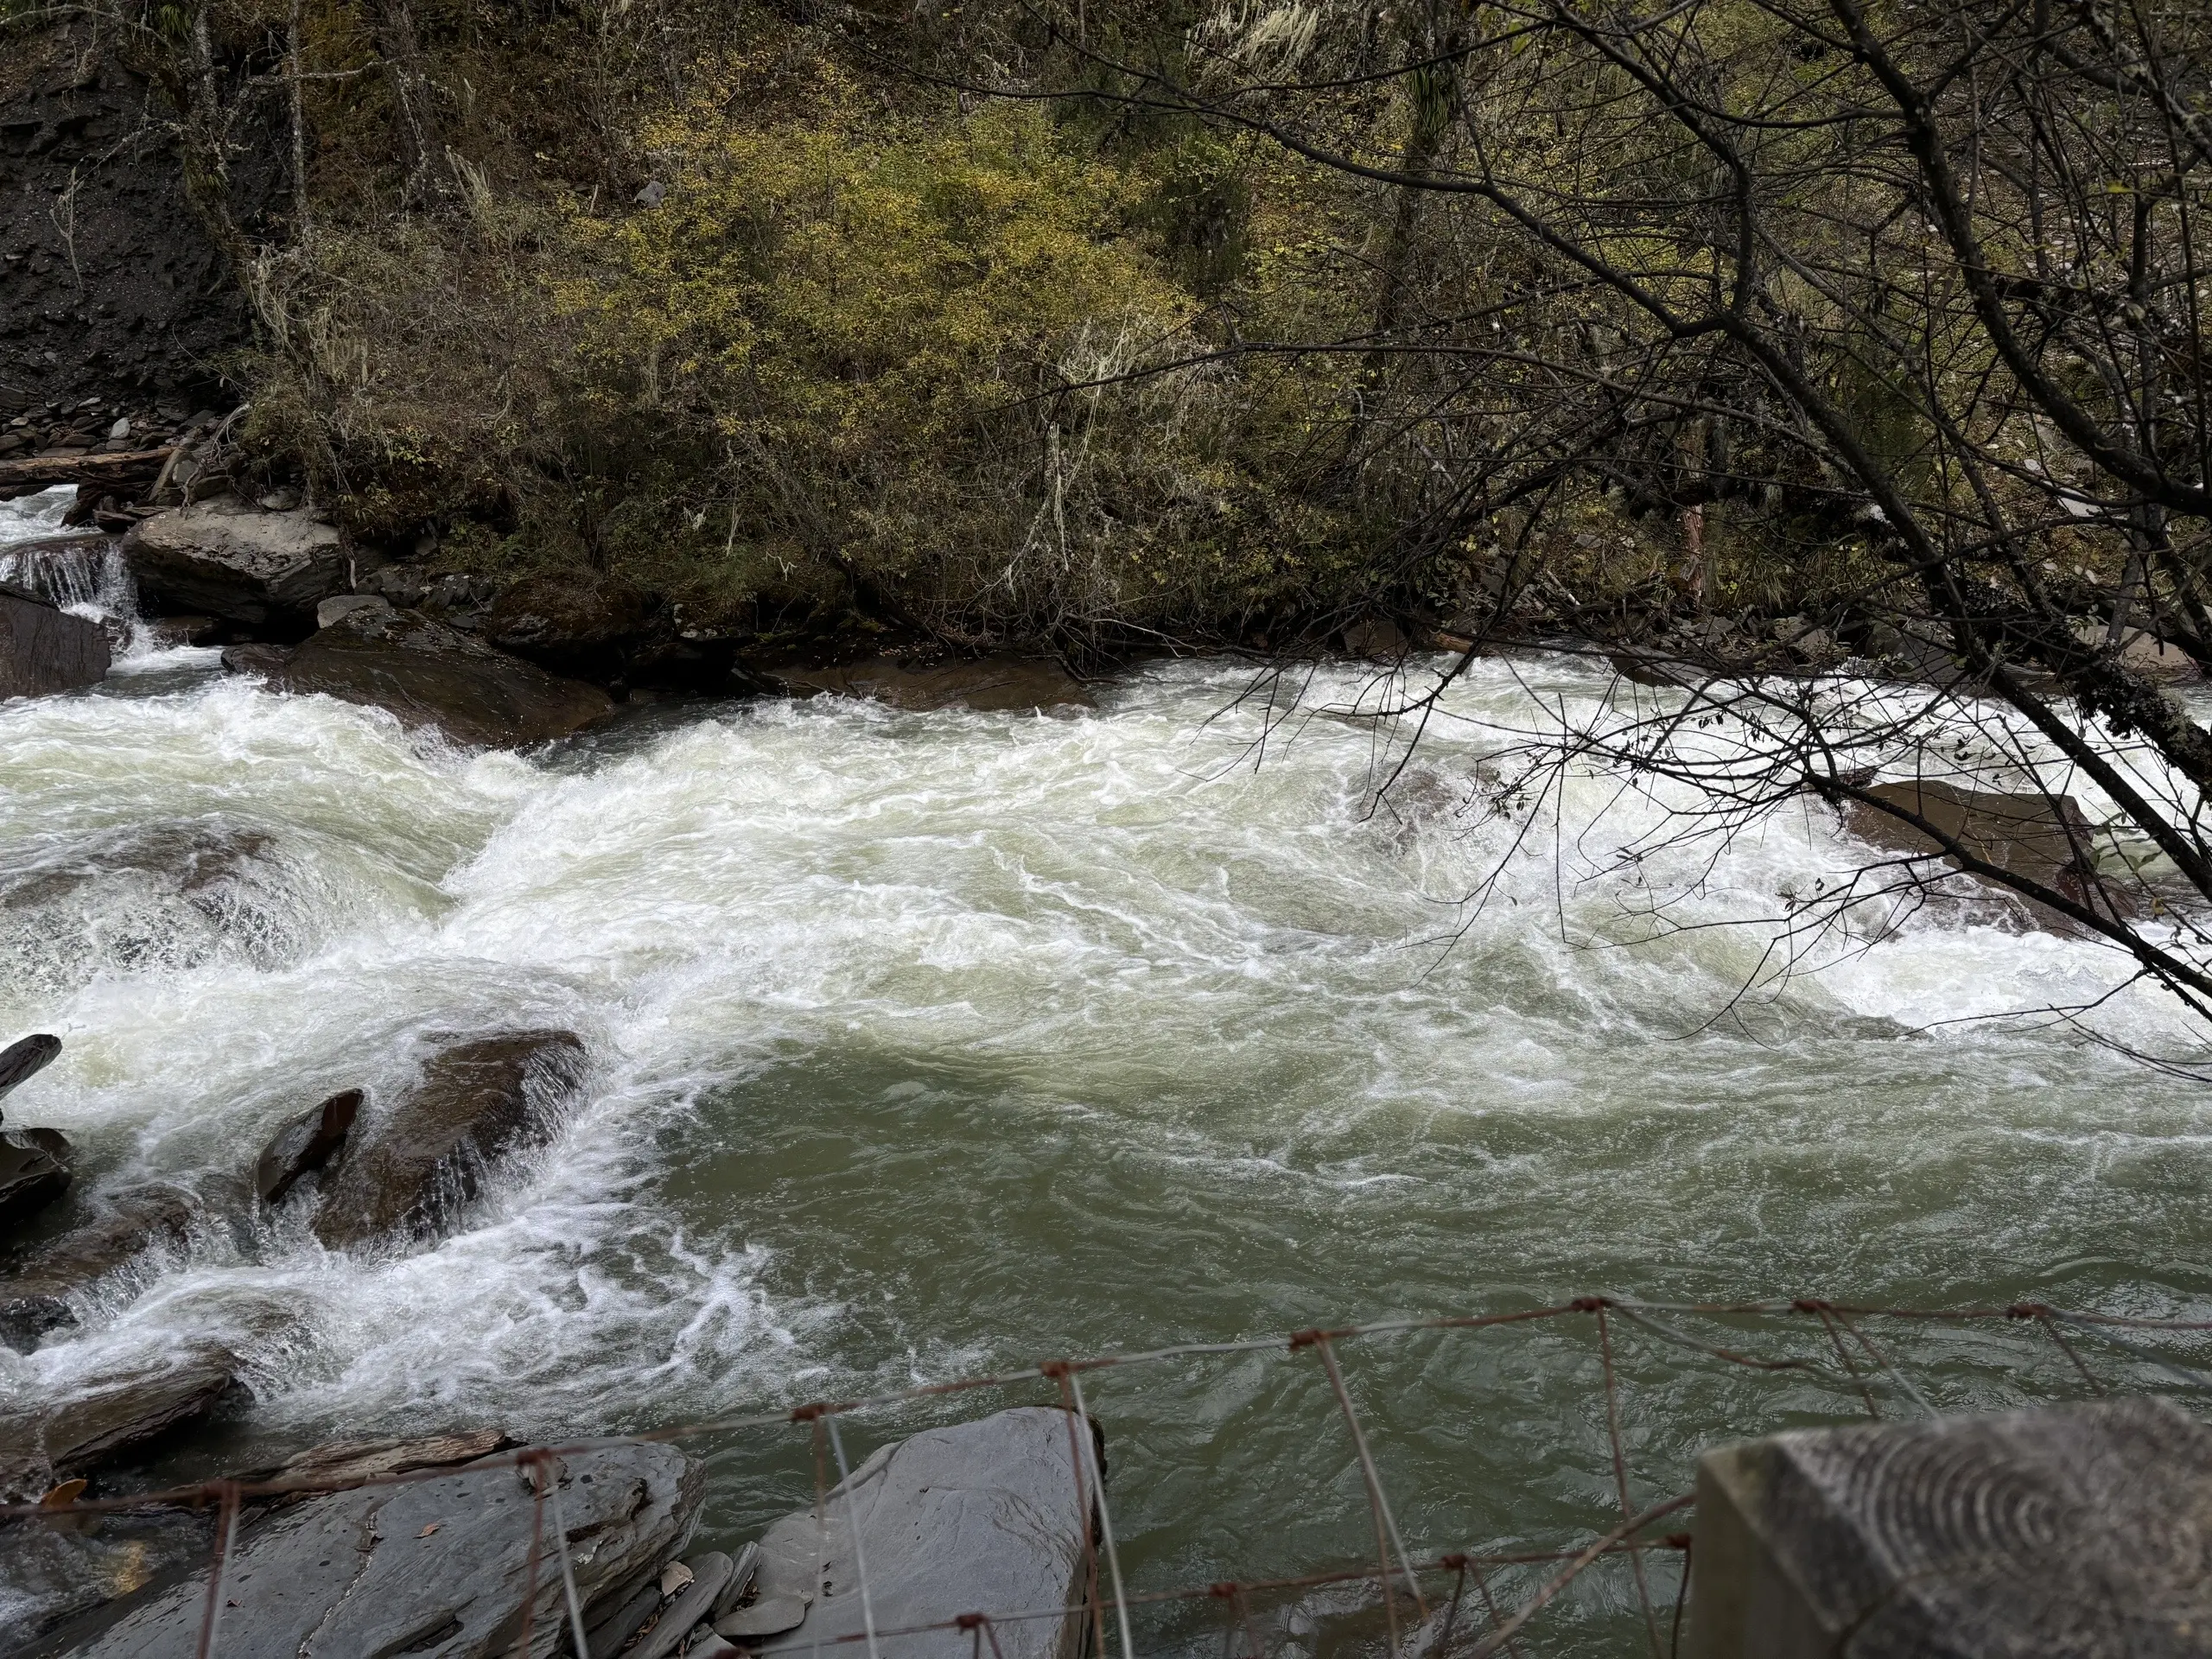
[
  {"xmin": 1685, "ymin": 1395, "xmax": 2212, "ymax": 1656},
  {"xmin": 0, "ymin": 447, "xmax": 177, "ymax": 500}
]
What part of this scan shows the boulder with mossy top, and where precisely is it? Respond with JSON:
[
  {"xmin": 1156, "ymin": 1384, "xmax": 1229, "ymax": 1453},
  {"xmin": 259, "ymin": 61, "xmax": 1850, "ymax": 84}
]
[{"xmin": 121, "ymin": 495, "xmax": 346, "ymax": 632}]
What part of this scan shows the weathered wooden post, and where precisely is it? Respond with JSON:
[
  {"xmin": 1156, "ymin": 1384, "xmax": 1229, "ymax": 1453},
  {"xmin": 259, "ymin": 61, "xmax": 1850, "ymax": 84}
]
[{"xmin": 1684, "ymin": 1395, "xmax": 2212, "ymax": 1656}]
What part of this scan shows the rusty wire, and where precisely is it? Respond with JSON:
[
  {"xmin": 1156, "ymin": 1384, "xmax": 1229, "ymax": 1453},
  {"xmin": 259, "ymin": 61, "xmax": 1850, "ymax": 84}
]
[{"xmin": 13, "ymin": 1292, "xmax": 2211, "ymax": 1659}]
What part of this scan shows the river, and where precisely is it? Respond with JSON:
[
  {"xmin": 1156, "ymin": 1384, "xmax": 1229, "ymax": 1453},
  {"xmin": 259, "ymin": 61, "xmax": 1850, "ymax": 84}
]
[{"xmin": 3, "ymin": 487, "xmax": 2208, "ymax": 1651}]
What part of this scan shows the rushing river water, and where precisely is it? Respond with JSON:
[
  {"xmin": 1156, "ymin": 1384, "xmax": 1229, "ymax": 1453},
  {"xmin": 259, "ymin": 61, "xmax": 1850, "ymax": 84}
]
[{"xmin": 3, "ymin": 487, "xmax": 2209, "ymax": 1649}]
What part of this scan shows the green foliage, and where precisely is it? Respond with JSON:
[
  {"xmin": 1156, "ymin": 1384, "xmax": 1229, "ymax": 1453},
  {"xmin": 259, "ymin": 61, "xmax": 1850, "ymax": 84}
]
[{"xmin": 551, "ymin": 86, "xmax": 1306, "ymax": 636}]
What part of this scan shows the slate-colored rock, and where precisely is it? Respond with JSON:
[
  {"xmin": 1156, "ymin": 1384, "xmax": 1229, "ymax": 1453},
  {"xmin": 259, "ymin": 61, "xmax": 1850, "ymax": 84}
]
[
  {"xmin": 0, "ymin": 1126, "xmax": 73, "ymax": 1235},
  {"xmin": 0, "ymin": 1184, "xmax": 197, "ymax": 1351},
  {"xmin": 584, "ymin": 1579, "xmax": 664, "ymax": 1659},
  {"xmin": 772, "ymin": 656, "xmax": 1094, "ymax": 715},
  {"xmin": 230, "ymin": 1427, "xmax": 515, "ymax": 1507},
  {"xmin": 252, "ymin": 1088, "xmax": 361, "ymax": 1206},
  {"xmin": 0, "ymin": 586, "xmax": 110, "ymax": 700},
  {"xmin": 120, "ymin": 496, "xmax": 345, "ymax": 631},
  {"xmin": 0, "ymin": 1347, "xmax": 241, "ymax": 1503},
  {"xmin": 0, "ymin": 1033, "xmax": 62, "ymax": 1113},
  {"xmin": 731, "ymin": 1407, "xmax": 1097, "ymax": 1659},
  {"xmin": 629, "ymin": 1550, "xmax": 733, "ymax": 1659},
  {"xmin": 313, "ymin": 1032, "xmax": 587, "ymax": 1249},
  {"xmin": 35, "ymin": 1440, "xmax": 702, "ymax": 1658},
  {"xmin": 251, "ymin": 606, "xmax": 614, "ymax": 747}
]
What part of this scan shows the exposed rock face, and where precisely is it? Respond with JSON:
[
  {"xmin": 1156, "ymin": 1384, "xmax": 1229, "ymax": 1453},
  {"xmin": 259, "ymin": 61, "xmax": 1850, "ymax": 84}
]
[
  {"xmin": 730, "ymin": 1407, "xmax": 1097, "ymax": 1659},
  {"xmin": 0, "ymin": 586, "xmax": 111, "ymax": 700},
  {"xmin": 241, "ymin": 607, "xmax": 614, "ymax": 747},
  {"xmin": 120, "ymin": 497, "xmax": 345, "ymax": 632},
  {"xmin": 252, "ymin": 1089, "xmax": 361, "ymax": 1206},
  {"xmin": 36, "ymin": 1440, "xmax": 702, "ymax": 1658},
  {"xmin": 1844, "ymin": 779, "xmax": 2126, "ymax": 928},
  {"xmin": 0, "ymin": 1347, "xmax": 241, "ymax": 1503},
  {"xmin": 773, "ymin": 656, "xmax": 1094, "ymax": 714},
  {"xmin": 0, "ymin": 1185, "xmax": 198, "ymax": 1351},
  {"xmin": 0, "ymin": 22, "xmax": 264, "ymax": 421},
  {"xmin": 312, "ymin": 1032, "xmax": 587, "ymax": 1249},
  {"xmin": 0, "ymin": 1127, "xmax": 73, "ymax": 1236},
  {"xmin": 0, "ymin": 1033, "xmax": 61, "ymax": 1111}
]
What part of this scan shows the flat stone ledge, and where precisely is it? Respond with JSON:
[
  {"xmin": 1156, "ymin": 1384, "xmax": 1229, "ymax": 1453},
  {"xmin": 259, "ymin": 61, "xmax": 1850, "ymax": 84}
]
[{"xmin": 1684, "ymin": 1395, "xmax": 2212, "ymax": 1658}]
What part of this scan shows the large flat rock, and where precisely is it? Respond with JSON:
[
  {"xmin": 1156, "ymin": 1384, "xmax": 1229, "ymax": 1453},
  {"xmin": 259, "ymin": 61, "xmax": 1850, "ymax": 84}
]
[
  {"xmin": 737, "ymin": 1407, "xmax": 1096, "ymax": 1659},
  {"xmin": 312, "ymin": 1031, "xmax": 586, "ymax": 1249},
  {"xmin": 35, "ymin": 1440, "xmax": 702, "ymax": 1658},
  {"xmin": 0, "ymin": 587, "xmax": 110, "ymax": 700},
  {"xmin": 244, "ymin": 607, "xmax": 613, "ymax": 747},
  {"xmin": 121, "ymin": 498, "xmax": 344, "ymax": 629}
]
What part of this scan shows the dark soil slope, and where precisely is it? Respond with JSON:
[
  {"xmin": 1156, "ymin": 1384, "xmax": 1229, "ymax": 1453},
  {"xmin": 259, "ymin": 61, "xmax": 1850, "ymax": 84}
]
[{"xmin": 0, "ymin": 22, "xmax": 271, "ymax": 429}]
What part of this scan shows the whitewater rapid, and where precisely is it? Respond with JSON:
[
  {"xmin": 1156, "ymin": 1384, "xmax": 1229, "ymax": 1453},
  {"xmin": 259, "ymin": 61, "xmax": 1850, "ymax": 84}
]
[{"xmin": 2, "ymin": 487, "xmax": 2207, "ymax": 1648}]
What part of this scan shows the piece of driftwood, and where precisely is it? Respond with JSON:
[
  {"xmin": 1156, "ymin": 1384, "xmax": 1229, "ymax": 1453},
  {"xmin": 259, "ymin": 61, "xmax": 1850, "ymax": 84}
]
[
  {"xmin": 0, "ymin": 448, "xmax": 177, "ymax": 501},
  {"xmin": 1684, "ymin": 1395, "xmax": 2212, "ymax": 1657}
]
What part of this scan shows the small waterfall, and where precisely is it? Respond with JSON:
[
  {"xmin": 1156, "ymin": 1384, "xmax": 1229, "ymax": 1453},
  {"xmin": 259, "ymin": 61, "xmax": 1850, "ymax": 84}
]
[
  {"xmin": 0, "ymin": 533, "xmax": 135, "ymax": 614},
  {"xmin": 0, "ymin": 488, "xmax": 156, "ymax": 658}
]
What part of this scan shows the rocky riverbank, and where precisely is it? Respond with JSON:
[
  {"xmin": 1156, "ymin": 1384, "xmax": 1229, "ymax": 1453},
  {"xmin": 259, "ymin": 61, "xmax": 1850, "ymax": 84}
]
[{"xmin": 16, "ymin": 1408, "xmax": 1096, "ymax": 1659}]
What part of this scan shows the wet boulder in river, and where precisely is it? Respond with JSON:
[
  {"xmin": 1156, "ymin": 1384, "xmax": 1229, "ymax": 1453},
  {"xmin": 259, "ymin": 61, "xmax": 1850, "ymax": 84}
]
[
  {"xmin": 242, "ymin": 606, "xmax": 614, "ymax": 747},
  {"xmin": 772, "ymin": 655, "xmax": 1094, "ymax": 714},
  {"xmin": 313, "ymin": 1031, "xmax": 587, "ymax": 1249},
  {"xmin": 252, "ymin": 1087, "xmax": 361, "ymax": 1205},
  {"xmin": 38, "ymin": 1440, "xmax": 702, "ymax": 1657},
  {"xmin": 120, "ymin": 495, "xmax": 345, "ymax": 632},
  {"xmin": 0, "ymin": 1345, "xmax": 242, "ymax": 1504},
  {"xmin": 0, "ymin": 1126, "xmax": 73, "ymax": 1236},
  {"xmin": 0, "ymin": 1033, "xmax": 62, "ymax": 1114},
  {"xmin": 728, "ymin": 1407, "xmax": 1097, "ymax": 1659},
  {"xmin": 1843, "ymin": 779, "xmax": 2129, "ymax": 930},
  {"xmin": 482, "ymin": 569, "xmax": 659, "ymax": 681},
  {"xmin": 0, "ymin": 584, "xmax": 110, "ymax": 701},
  {"xmin": 0, "ymin": 1185, "xmax": 198, "ymax": 1352}
]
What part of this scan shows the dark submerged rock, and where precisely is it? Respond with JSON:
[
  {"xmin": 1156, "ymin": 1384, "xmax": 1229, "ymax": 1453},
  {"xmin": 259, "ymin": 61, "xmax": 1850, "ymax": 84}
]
[
  {"xmin": 36, "ymin": 1440, "xmax": 702, "ymax": 1658},
  {"xmin": 0, "ymin": 1185, "xmax": 197, "ymax": 1351},
  {"xmin": 0, "ymin": 1347, "xmax": 242, "ymax": 1504},
  {"xmin": 252, "ymin": 1088, "xmax": 361, "ymax": 1206},
  {"xmin": 119, "ymin": 497, "xmax": 344, "ymax": 632},
  {"xmin": 0, "ymin": 586, "xmax": 110, "ymax": 701},
  {"xmin": 250, "ymin": 607, "xmax": 614, "ymax": 747},
  {"xmin": 0, "ymin": 1127, "xmax": 73, "ymax": 1236},
  {"xmin": 312, "ymin": 1031, "xmax": 587, "ymax": 1249},
  {"xmin": 773, "ymin": 655, "xmax": 1093, "ymax": 714},
  {"xmin": 1844, "ymin": 778, "xmax": 2127, "ymax": 929}
]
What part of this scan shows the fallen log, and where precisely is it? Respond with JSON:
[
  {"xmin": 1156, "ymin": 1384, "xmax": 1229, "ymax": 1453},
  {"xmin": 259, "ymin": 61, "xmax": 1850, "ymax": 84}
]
[{"xmin": 0, "ymin": 448, "xmax": 177, "ymax": 502}]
